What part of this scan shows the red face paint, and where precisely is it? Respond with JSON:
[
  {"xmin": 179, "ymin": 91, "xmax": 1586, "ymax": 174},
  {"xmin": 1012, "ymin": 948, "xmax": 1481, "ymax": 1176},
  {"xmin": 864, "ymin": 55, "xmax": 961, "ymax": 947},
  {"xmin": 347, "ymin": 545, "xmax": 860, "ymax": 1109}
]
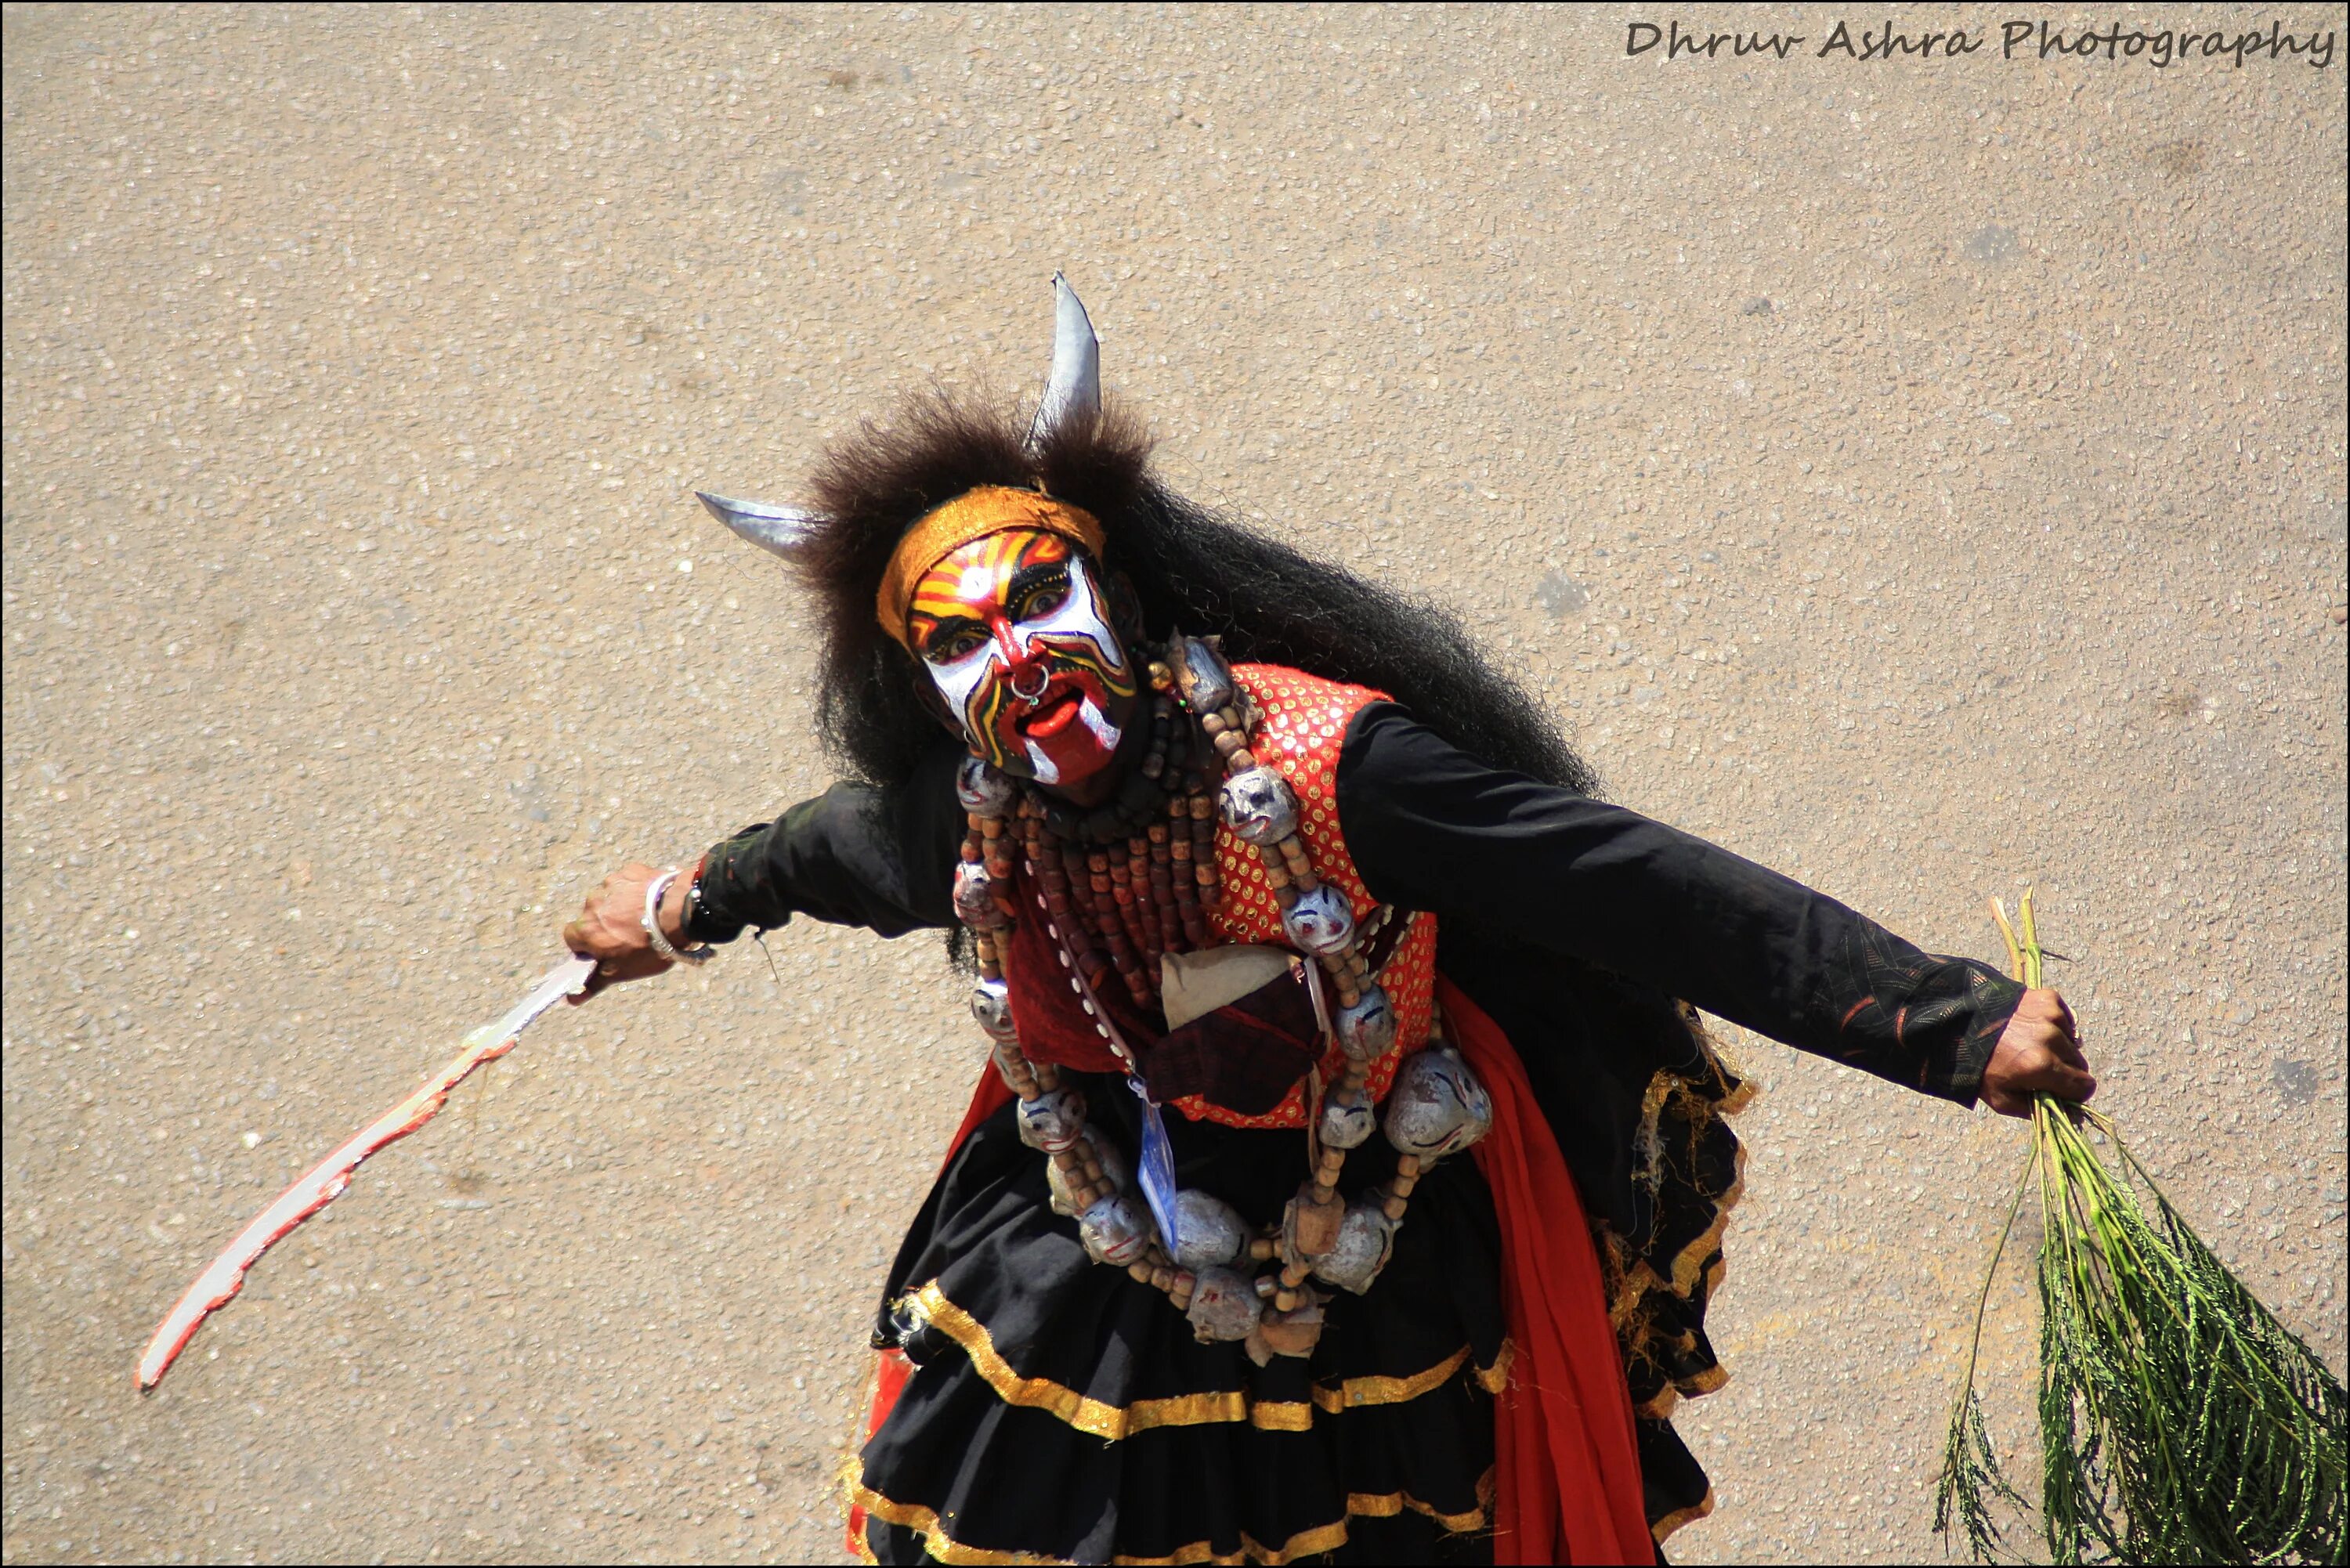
[{"xmin": 907, "ymin": 529, "xmax": 1138, "ymax": 789}]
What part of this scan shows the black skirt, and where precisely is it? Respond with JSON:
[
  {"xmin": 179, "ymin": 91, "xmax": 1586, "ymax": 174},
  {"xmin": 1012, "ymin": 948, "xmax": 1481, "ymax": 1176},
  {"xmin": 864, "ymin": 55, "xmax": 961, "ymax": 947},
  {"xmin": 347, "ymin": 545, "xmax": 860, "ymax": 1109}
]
[{"xmin": 852, "ymin": 1069, "xmax": 1508, "ymax": 1565}]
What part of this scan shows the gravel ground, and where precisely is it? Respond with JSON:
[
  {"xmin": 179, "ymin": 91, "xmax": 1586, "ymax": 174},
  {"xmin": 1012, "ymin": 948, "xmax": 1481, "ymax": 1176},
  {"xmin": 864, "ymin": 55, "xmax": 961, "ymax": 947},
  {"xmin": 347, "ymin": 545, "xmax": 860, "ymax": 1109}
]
[{"xmin": 4, "ymin": 5, "xmax": 2343, "ymax": 1563}]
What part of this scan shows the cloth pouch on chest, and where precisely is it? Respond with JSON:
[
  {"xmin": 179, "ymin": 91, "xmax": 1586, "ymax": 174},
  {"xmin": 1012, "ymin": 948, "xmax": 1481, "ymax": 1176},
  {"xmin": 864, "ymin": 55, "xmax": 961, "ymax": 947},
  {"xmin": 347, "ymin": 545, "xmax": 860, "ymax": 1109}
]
[{"xmin": 1133, "ymin": 946, "xmax": 1323, "ymax": 1116}]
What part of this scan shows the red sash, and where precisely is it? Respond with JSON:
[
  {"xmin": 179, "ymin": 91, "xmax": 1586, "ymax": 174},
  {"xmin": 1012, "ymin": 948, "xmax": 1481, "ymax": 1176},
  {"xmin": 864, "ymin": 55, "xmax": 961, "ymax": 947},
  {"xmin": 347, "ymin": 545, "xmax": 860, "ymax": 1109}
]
[{"xmin": 1448, "ymin": 977, "xmax": 1654, "ymax": 1565}]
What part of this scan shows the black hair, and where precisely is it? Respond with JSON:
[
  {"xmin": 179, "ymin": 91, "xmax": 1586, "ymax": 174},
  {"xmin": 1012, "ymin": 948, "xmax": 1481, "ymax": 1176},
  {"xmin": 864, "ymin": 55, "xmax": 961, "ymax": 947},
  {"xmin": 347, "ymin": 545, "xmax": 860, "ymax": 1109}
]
[{"xmin": 794, "ymin": 392, "xmax": 1598, "ymax": 797}]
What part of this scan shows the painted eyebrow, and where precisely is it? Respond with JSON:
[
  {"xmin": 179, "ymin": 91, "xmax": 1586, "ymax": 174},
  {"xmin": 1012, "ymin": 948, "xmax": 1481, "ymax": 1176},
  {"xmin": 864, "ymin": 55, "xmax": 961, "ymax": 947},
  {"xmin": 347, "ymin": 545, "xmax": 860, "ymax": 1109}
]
[
  {"xmin": 1006, "ymin": 559, "xmax": 1072, "ymax": 600},
  {"xmin": 920, "ymin": 559, "xmax": 1074, "ymax": 648},
  {"xmin": 918, "ymin": 612, "xmax": 985, "ymax": 646}
]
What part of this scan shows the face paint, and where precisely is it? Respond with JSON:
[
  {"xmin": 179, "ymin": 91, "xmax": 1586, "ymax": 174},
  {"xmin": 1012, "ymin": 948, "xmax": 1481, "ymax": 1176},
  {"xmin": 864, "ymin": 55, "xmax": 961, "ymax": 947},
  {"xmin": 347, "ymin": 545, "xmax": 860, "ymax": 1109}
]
[{"xmin": 907, "ymin": 529, "xmax": 1138, "ymax": 787}]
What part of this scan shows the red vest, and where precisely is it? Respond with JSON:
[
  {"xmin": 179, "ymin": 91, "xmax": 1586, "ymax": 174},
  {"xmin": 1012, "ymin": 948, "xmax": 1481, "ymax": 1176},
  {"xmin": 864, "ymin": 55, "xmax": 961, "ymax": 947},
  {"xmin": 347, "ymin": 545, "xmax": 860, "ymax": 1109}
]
[{"xmin": 1000, "ymin": 663, "xmax": 1440, "ymax": 1130}]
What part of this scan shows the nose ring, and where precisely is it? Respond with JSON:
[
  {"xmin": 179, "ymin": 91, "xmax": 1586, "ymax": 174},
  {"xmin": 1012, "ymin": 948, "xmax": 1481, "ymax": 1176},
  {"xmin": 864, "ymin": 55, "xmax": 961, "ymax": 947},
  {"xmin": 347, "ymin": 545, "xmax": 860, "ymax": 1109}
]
[{"xmin": 1010, "ymin": 665, "xmax": 1049, "ymax": 701}]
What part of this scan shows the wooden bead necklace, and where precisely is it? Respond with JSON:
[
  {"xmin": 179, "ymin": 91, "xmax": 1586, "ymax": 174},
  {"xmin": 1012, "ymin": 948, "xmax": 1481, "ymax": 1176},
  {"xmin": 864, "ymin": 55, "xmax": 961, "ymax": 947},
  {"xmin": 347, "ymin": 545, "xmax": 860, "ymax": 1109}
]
[{"xmin": 949, "ymin": 636, "xmax": 1491, "ymax": 1355}]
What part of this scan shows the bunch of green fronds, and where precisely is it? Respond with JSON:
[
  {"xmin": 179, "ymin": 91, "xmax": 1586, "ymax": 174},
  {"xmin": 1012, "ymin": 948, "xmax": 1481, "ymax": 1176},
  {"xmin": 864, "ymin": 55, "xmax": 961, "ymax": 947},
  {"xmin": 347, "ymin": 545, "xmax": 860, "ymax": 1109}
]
[{"xmin": 1935, "ymin": 891, "xmax": 2347, "ymax": 1565}]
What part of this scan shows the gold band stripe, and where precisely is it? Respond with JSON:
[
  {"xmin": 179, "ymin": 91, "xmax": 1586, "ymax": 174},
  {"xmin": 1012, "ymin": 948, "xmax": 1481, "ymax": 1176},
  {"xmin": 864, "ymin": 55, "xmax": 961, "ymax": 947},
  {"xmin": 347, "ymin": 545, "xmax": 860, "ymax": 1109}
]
[
  {"xmin": 846, "ymin": 1465, "xmax": 1495, "ymax": 1566},
  {"xmin": 913, "ymin": 1281, "xmax": 1510, "ymax": 1440}
]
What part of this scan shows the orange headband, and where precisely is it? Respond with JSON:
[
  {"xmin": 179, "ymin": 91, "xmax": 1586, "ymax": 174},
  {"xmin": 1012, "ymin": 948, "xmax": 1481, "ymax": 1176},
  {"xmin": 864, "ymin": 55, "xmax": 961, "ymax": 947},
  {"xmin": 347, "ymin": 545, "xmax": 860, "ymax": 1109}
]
[{"xmin": 876, "ymin": 486, "xmax": 1107, "ymax": 646}]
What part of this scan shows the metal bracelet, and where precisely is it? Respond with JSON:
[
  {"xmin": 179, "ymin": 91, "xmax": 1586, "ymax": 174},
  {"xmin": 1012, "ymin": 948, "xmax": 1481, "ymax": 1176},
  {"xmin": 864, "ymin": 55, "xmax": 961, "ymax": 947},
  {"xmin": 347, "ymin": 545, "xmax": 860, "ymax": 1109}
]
[{"xmin": 642, "ymin": 866, "xmax": 714, "ymax": 966}]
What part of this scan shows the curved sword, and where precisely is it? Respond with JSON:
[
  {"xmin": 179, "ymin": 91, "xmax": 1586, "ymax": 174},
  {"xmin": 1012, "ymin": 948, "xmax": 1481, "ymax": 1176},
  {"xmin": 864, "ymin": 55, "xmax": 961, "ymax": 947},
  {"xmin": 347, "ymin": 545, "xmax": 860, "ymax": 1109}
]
[{"xmin": 136, "ymin": 955, "xmax": 595, "ymax": 1391}]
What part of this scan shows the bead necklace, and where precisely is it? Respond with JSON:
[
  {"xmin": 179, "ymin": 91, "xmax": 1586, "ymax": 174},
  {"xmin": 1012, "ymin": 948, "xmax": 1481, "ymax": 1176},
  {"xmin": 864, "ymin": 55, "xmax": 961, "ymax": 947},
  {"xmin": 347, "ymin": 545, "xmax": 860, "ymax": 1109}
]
[{"xmin": 949, "ymin": 636, "xmax": 1492, "ymax": 1354}]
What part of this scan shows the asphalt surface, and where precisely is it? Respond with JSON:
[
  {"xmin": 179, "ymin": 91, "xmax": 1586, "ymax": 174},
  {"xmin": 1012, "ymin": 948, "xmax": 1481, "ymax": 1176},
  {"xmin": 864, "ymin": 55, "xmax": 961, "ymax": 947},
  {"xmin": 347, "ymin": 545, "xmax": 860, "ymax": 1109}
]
[{"xmin": 4, "ymin": 5, "xmax": 2345, "ymax": 1563}]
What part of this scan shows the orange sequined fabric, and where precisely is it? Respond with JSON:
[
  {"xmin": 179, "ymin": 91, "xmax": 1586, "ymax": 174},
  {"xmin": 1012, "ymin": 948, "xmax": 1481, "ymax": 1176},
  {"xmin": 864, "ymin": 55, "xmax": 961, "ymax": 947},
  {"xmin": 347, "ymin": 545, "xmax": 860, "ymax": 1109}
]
[{"xmin": 1170, "ymin": 663, "xmax": 1439, "ymax": 1130}]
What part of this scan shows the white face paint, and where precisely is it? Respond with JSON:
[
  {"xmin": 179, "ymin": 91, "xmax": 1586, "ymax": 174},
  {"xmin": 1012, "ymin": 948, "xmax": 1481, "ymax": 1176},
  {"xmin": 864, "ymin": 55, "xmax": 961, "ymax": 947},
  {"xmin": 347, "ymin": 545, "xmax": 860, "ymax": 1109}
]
[
  {"xmin": 916, "ymin": 555, "xmax": 1132, "ymax": 782},
  {"xmin": 924, "ymin": 632, "xmax": 996, "ymax": 724}
]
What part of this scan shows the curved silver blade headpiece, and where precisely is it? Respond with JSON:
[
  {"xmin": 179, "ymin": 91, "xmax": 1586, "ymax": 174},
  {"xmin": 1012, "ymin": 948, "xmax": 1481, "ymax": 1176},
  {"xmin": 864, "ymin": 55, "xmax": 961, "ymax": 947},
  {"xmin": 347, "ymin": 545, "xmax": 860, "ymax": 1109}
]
[
  {"xmin": 1025, "ymin": 272, "xmax": 1101, "ymax": 451},
  {"xmin": 697, "ymin": 490, "xmax": 820, "ymax": 563}
]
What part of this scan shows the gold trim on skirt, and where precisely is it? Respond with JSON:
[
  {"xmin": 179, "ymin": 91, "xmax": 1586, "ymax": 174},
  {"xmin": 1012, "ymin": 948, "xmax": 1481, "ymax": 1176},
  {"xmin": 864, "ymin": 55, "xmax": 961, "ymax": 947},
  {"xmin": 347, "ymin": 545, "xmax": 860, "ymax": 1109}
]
[
  {"xmin": 847, "ymin": 1465, "xmax": 1495, "ymax": 1566},
  {"xmin": 914, "ymin": 1280, "xmax": 1509, "ymax": 1440}
]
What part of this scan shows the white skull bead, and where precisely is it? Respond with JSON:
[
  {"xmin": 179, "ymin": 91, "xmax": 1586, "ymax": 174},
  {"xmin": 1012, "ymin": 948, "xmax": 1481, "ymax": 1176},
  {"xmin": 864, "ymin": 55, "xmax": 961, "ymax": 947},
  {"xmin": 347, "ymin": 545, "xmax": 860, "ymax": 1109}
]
[
  {"xmin": 952, "ymin": 859, "xmax": 1001, "ymax": 928},
  {"xmin": 1282, "ymin": 883, "xmax": 1357, "ymax": 956},
  {"xmin": 1381, "ymin": 1046, "xmax": 1494, "ymax": 1164},
  {"xmin": 1315, "ymin": 1087, "xmax": 1378, "ymax": 1151},
  {"xmin": 1014, "ymin": 1086, "xmax": 1089, "ymax": 1154},
  {"xmin": 969, "ymin": 977, "xmax": 1017, "ymax": 1042},
  {"xmin": 1077, "ymin": 1190, "xmax": 1155, "ymax": 1267},
  {"xmin": 1334, "ymin": 984, "xmax": 1397, "ymax": 1062},
  {"xmin": 954, "ymin": 756, "xmax": 1016, "ymax": 817},
  {"xmin": 1170, "ymin": 1189, "xmax": 1252, "ymax": 1272},
  {"xmin": 1309, "ymin": 1199, "xmax": 1397, "ymax": 1295},
  {"xmin": 1217, "ymin": 767, "xmax": 1299, "ymax": 847},
  {"xmin": 1184, "ymin": 1265, "xmax": 1265, "ymax": 1343}
]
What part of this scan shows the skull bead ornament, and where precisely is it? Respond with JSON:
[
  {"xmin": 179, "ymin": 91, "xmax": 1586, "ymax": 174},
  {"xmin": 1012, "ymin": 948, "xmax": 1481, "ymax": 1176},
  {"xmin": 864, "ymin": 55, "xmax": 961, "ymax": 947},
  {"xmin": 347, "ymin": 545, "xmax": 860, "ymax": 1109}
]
[
  {"xmin": 952, "ymin": 859, "xmax": 1002, "ymax": 929},
  {"xmin": 1315, "ymin": 1086, "xmax": 1378, "ymax": 1151},
  {"xmin": 1170, "ymin": 1188, "xmax": 1252, "ymax": 1272},
  {"xmin": 1381, "ymin": 1046, "xmax": 1495, "ymax": 1164},
  {"xmin": 1173, "ymin": 636, "xmax": 1235, "ymax": 714},
  {"xmin": 1014, "ymin": 1086, "xmax": 1089, "ymax": 1154},
  {"xmin": 1333, "ymin": 984, "xmax": 1397, "ymax": 1061},
  {"xmin": 954, "ymin": 756, "xmax": 1017, "ymax": 817},
  {"xmin": 1281, "ymin": 883, "xmax": 1357, "ymax": 956},
  {"xmin": 1077, "ymin": 1190, "xmax": 1155, "ymax": 1268},
  {"xmin": 968, "ymin": 977, "xmax": 1018, "ymax": 1043},
  {"xmin": 1310, "ymin": 1199, "xmax": 1398, "ymax": 1295},
  {"xmin": 1217, "ymin": 767, "xmax": 1299, "ymax": 847},
  {"xmin": 1184, "ymin": 1265, "xmax": 1265, "ymax": 1343}
]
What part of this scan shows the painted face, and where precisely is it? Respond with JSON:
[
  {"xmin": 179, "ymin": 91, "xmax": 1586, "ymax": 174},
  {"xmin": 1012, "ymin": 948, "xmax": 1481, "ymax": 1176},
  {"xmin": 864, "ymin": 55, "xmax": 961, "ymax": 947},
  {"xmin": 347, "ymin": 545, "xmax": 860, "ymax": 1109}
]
[{"xmin": 907, "ymin": 529, "xmax": 1138, "ymax": 786}]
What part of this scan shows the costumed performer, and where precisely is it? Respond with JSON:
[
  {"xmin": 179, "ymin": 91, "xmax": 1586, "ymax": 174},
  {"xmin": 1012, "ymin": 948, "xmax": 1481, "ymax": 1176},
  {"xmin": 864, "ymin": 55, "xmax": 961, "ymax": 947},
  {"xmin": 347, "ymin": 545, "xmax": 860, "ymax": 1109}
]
[{"xmin": 559, "ymin": 279, "xmax": 2095, "ymax": 1566}]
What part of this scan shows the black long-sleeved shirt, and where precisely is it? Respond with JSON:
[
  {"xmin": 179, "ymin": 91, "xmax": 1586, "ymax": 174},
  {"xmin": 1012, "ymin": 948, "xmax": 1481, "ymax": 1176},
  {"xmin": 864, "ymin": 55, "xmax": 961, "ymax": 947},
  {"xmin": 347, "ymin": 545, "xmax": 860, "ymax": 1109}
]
[{"xmin": 689, "ymin": 703, "xmax": 2023, "ymax": 1230}]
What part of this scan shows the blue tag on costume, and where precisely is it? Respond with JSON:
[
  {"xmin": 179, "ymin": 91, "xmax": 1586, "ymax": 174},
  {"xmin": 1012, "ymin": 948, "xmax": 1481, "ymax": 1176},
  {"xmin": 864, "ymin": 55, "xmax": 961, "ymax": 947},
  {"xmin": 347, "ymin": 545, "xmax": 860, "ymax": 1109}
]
[{"xmin": 1130, "ymin": 1078, "xmax": 1183, "ymax": 1256}]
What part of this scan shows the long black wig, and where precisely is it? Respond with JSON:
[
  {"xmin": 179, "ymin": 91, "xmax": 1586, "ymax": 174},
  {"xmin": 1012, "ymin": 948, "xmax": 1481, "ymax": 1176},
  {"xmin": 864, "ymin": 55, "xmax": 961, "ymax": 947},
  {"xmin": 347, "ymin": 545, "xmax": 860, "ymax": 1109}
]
[{"xmin": 788, "ymin": 392, "xmax": 1599, "ymax": 800}]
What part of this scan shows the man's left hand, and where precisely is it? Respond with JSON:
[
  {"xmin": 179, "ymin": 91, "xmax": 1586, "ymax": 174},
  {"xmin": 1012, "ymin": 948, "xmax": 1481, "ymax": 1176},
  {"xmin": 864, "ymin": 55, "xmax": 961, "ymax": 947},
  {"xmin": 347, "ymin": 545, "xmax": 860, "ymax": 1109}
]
[{"xmin": 1980, "ymin": 988, "xmax": 2096, "ymax": 1117}]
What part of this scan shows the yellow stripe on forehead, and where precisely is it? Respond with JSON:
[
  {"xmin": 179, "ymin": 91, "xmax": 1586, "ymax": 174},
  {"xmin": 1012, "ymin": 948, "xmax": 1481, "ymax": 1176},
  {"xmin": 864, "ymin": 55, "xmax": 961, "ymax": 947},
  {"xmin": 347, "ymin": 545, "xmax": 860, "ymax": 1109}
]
[
  {"xmin": 877, "ymin": 486, "xmax": 1106, "ymax": 646},
  {"xmin": 906, "ymin": 531, "xmax": 1069, "ymax": 624}
]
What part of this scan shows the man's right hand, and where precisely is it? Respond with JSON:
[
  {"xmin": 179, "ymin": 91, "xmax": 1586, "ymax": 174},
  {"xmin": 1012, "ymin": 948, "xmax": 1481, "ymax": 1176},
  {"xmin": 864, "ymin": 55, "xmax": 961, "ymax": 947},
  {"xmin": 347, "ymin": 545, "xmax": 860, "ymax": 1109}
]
[
  {"xmin": 560, "ymin": 862, "xmax": 674, "ymax": 1002},
  {"xmin": 1979, "ymin": 987, "xmax": 2096, "ymax": 1117}
]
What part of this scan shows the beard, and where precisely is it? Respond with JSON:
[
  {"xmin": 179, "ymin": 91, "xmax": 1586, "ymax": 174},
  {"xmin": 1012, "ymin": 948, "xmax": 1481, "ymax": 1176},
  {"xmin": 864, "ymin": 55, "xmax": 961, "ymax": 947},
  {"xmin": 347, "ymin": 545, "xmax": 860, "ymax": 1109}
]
[{"xmin": 976, "ymin": 662, "xmax": 1127, "ymax": 786}]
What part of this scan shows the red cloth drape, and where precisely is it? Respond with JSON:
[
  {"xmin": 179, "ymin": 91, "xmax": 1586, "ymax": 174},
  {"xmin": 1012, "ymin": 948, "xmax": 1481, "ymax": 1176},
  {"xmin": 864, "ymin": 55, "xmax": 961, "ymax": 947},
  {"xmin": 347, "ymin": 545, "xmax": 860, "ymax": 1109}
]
[
  {"xmin": 938, "ymin": 1064, "xmax": 1016, "ymax": 1173},
  {"xmin": 1448, "ymin": 977, "xmax": 1654, "ymax": 1565},
  {"xmin": 849, "ymin": 992, "xmax": 1651, "ymax": 1564}
]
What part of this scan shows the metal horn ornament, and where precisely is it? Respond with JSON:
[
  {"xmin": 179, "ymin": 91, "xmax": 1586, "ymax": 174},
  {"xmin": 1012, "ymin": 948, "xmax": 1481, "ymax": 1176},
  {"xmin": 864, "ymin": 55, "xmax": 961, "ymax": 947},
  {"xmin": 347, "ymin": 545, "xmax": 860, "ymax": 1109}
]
[
  {"xmin": 696, "ymin": 490, "xmax": 821, "ymax": 563},
  {"xmin": 1026, "ymin": 271, "xmax": 1101, "ymax": 450}
]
